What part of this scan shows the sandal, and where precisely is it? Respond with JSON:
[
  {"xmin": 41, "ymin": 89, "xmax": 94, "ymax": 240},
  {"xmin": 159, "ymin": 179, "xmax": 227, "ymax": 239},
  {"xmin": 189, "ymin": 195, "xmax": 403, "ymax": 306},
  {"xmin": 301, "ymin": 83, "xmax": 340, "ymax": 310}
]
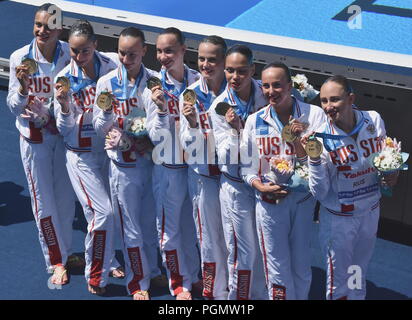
[
  {"xmin": 66, "ymin": 255, "xmax": 85, "ymax": 269},
  {"xmin": 88, "ymin": 284, "xmax": 106, "ymax": 295},
  {"xmin": 51, "ymin": 264, "xmax": 69, "ymax": 285},
  {"xmin": 110, "ymin": 266, "xmax": 125, "ymax": 279},
  {"xmin": 176, "ymin": 291, "xmax": 192, "ymax": 300},
  {"xmin": 132, "ymin": 290, "xmax": 150, "ymax": 300}
]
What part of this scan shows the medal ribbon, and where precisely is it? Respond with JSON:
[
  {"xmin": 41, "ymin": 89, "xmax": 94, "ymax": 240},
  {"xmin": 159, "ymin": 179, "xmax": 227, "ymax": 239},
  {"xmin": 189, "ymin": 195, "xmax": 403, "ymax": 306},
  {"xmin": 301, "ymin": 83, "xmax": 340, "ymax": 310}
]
[
  {"xmin": 193, "ymin": 77, "xmax": 227, "ymax": 111},
  {"xmin": 116, "ymin": 64, "xmax": 144, "ymax": 101},
  {"xmin": 314, "ymin": 110, "xmax": 365, "ymax": 152},
  {"xmin": 68, "ymin": 53, "xmax": 101, "ymax": 93},
  {"xmin": 228, "ymin": 83, "xmax": 255, "ymax": 121},
  {"xmin": 26, "ymin": 39, "xmax": 62, "ymax": 75},
  {"xmin": 269, "ymin": 98, "xmax": 298, "ymax": 133},
  {"xmin": 160, "ymin": 67, "xmax": 189, "ymax": 101}
]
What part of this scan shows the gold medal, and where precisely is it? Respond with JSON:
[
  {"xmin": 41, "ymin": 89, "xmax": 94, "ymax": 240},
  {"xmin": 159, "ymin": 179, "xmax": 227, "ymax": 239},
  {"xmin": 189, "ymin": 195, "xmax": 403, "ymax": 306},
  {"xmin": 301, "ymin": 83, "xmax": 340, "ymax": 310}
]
[
  {"xmin": 305, "ymin": 138, "xmax": 323, "ymax": 158},
  {"xmin": 96, "ymin": 92, "xmax": 113, "ymax": 111},
  {"xmin": 146, "ymin": 76, "xmax": 162, "ymax": 90},
  {"xmin": 21, "ymin": 58, "xmax": 38, "ymax": 75},
  {"xmin": 281, "ymin": 124, "xmax": 297, "ymax": 143},
  {"xmin": 183, "ymin": 89, "xmax": 197, "ymax": 105},
  {"xmin": 215, "ymin": 102, "xmax": 232, "ymax": 116},
  {"xmin": 56, "ymin": 76, "xmax": 70, "ymax": 93}
]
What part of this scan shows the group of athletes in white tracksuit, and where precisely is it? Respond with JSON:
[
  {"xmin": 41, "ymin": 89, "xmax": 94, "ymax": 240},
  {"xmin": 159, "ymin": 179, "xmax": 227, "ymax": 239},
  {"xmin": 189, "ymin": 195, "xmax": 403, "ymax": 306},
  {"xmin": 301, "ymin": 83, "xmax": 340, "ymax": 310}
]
[{"xmin": 6, "ymin": 3, "xmax": 400, "ymax": 300}]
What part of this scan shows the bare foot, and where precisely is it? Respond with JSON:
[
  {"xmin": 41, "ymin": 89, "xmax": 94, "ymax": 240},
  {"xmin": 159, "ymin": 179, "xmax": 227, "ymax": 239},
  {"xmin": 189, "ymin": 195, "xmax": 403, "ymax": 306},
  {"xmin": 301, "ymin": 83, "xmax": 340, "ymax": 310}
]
[
  {"xmin": 133, "ymin": 290, "xmax": 150, "ymax": 300},
  {"xmin": 110, "ymin": 267, "xmax": 125, "ymax": 279},
  {"xmin": 88, "ymin": 284, "xmax": 106, "ymax": 295},
  {"xmin": 51, "ymin": 264, "xmax": 68, "ymax": 285},
  {"xmin": 176, "ymin": 291, "xmax": 192, "ymax": 300}
]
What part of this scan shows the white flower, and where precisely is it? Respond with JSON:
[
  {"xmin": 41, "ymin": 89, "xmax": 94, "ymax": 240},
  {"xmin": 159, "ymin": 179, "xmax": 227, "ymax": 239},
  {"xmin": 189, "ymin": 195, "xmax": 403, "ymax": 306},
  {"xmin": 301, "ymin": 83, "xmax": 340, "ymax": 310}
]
[
  {"xmin": 295, "ymin": 163, "xmax": 309, "ymax": 181},
  {"xmin": 126, "ymin": 117, "xmax": 148, "ymax": 137},
  {"xmin": 373, "ymin": 137, "xmax": 404, "ymax": 172},
  {"xmin": 292, "ymin": 73, "xmax": 319, "ymax": 102}
]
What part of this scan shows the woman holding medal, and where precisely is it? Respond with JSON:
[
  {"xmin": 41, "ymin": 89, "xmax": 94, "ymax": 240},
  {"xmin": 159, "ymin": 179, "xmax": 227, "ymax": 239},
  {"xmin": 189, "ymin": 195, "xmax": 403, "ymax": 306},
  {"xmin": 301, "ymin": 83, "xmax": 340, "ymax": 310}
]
[
  {"xmin": 6, "ymin": 3, "xmax": 76, "ymax": 285},
  {"xmin": 93, "ymin": 27, "xmax": 163, "ymax": 300},
  {"xmin": 209, "ymin": 45, "xmax": 267, "ymax": 300},
  {"xmin": 179, "ymin": 35, "xmax": 229, "ymax": 299},
  {"xmin": 240, "ymin": 62, "xmax": 326, "ymax": 300},
  {"xmin": 306, "ymin": 75, "xmax": 398, "ymax": 300},
  {"xmin": 148, "ymin": 27, "xmax": 201, "ymax": 300},
  {"xmin": 54, "ymin": 19, "xmax": 123, "ymax": 295}
]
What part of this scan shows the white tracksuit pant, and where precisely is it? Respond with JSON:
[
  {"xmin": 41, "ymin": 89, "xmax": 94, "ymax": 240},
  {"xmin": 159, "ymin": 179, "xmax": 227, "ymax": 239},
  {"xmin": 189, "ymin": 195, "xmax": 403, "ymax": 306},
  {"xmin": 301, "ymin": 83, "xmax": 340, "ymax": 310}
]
[
  {"xmin": 319, "ymin": 204, "xmax": 380, "ymax": 300},
  {"xmin": 220, "ymin": 174, "xmax": 267, "ymax": 300},
  {"xmin": 256, "ymin": 192, "xmax": 316, "ymax": 300},
  {"xmin": 20, "ymin": 134, "xmax": 75, "ymax": 272},
  {"xmin": 188, "ymin": 169, "xmax": 228, "ymax": 299},
  {"xmin": 110, "ymin": 161, "xmax": 159, "ymax": 294},
  {"xmin": 65, "ymin": 150, "xmax": 114, "ymax": 288},
  {"xmin": 152, "ymin": 164, "xmax": 200, "ymax": 296}
]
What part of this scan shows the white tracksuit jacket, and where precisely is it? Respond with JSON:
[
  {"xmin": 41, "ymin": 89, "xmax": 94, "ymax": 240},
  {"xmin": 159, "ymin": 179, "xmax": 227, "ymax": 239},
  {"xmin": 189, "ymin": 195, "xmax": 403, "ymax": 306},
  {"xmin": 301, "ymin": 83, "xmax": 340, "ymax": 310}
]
[
  {"xmin": 241, "ymin": 100, "xmax": 326, "ymax": 300},
  {"xmin": 148, "ymin": 65, "xmax": 201, "ymax": 296},
  {"xmin": 209, "ymin": 79, "xmax": 268, "ymax": 300},
  {"xmin": 179, "ymin": 75, "xmax": 228, "ymax": 299},
  {"xmin": 92, "ymin": 64, "xmax": 166, "ymax": 295},
  {"xmin": 7, "ymin": 39, "xmax": 75, "ymax": 270},
  {"xmin": 308, "ymin": 109, "xmax": 386, "ymax": 300},
  {"xmin": 53, "ymin": 51, "xmax": 118, "ymax": 288}
]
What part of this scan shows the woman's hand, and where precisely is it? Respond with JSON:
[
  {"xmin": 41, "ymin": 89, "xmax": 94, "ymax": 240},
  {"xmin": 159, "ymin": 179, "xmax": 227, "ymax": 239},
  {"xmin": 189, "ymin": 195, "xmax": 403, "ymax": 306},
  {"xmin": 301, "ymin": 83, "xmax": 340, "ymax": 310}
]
[
  {"xmin": 182, "ymin": 101, "xmax": 197, "ymax": 128},
  {"xmin": 55, "ymin": 83, "xmax": 70, "ymax": 113},
  {"xmin": 16, "ymin": 64, "xmax": 30, "ymax": 96},
  {"xmin": 150, "ymin": 85, "xmax": 167, "ymax": 112},
  {"xmin": 225, "ymin": 108, "xmax": 242, "ymax": 133}
]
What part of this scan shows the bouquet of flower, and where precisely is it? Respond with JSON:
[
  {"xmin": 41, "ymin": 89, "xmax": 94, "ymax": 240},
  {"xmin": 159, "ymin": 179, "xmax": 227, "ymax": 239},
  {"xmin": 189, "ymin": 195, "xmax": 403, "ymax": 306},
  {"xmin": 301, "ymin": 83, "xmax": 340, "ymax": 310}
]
[
  {"xmin": 125, "ymin": 110, "xmax": 153, "ymax": 160},
  {"xmin": 265, "ymin": 157, "xmax": 294, "ymax": 185},
  {"xmin": 370, "ymin": 137, "xmax": 409, "ymax": 196},
  {"xmin": 295, "ymin": 163, "xmax": 309, "ymax": 181},
  {"xmin": 125, "ymin": 116, "xmax": 148, "ymax": 138},
  {"xmin": 20, "ymin": 97, "xmax": 59, "ymax": 134},
  {"xmin": 105, "ymin": 126, "xmax": 133, "ymax": 152},
  {"xmin": 21, "ymin": 97, "xmax": 49, "ymax": 128},
  {"xmin": 124, "ymin": 108, "xmax": 148, "ymax": 138},
  {"xmin": 291, "ymin": 74, "xmax": 319, "ymax": 103},
  {"xmin": 372, "ymin": 137, "xmax": 407, "ymax": 172}
]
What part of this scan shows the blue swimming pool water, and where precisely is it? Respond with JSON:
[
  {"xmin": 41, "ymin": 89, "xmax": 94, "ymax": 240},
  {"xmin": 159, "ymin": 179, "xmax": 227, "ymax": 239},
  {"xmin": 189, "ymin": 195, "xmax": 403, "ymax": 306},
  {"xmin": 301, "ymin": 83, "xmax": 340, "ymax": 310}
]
[
  {"xmin": 375, "ymin": 0, "xmax": 412, "ymax": 10},
  {"xmin": 226, "ymin": 0, "xmax": 412, "ymax": 55},
  {"xmin": 65, "ymin": 0, "xmax": 412, "ymax": 55}
]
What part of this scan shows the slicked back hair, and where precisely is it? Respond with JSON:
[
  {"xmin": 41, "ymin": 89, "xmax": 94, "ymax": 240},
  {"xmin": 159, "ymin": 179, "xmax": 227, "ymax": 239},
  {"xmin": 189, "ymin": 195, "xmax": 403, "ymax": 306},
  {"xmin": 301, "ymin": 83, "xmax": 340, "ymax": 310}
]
[
  {"xmin": 323, "ymin": 75, "xmax": 354, "ymax": 94},
  {"xmin": 226, "ymin": 44, "xmax": 253, "ymax": 65},
  {"xmin": 262, "ymin": 62, "xmax": 292, "ymax": 83},
  {"xmin": 120, "ymin": 27, "xmax": 146, "ymax": 44},
  {"xmin": 200, "ymin": 35, "xmax": 227, "ymax": 57},
  {"xmin": 159, "ymin": 27, "xmax": 185, "ymax": 45},
  {"xmin": 69, "ymin": 19, "xmax": 96, "ymax": 42}
]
